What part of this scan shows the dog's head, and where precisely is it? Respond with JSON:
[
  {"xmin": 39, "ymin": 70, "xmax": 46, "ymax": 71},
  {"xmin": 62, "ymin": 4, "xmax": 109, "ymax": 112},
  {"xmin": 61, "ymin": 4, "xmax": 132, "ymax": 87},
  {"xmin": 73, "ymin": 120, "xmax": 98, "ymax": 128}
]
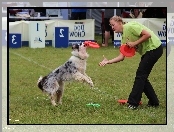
[
  {"xmin": 71, "ymin": 42, "xmax": 89, "ymax": 60},
  {"xmin": 72, "ymin": 42, "xmax": 87, "ymax": 51}
]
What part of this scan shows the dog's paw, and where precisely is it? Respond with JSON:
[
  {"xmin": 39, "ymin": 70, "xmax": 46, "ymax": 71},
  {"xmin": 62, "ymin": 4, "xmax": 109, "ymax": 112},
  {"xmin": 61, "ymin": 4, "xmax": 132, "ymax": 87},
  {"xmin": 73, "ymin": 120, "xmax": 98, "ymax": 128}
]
[
  {"xmin": 90, "ymin": 81, "xmax": 94, "ymax": 87},
  {"xmin": 51, "ymin": 101, "xmax": 57, "ymax": 106},
  {"xmin": 52, "ymin": 103, "xmax": 58, "ymax": 107},
  {"xmin": 58, "ymin": 101, "xmax": 62, "ymax": 105}
]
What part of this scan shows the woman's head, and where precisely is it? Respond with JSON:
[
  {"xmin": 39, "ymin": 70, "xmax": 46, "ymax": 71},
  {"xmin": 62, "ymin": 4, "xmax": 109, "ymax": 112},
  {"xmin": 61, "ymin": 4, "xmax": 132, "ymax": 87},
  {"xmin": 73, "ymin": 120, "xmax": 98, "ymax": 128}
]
[
  {"xmin": 109, "ymin": 16, "xmax": 124, "ymax": 33},
  {"xmin": 133, "ymin": 9, "xmax": 139, "ymax": 17}
]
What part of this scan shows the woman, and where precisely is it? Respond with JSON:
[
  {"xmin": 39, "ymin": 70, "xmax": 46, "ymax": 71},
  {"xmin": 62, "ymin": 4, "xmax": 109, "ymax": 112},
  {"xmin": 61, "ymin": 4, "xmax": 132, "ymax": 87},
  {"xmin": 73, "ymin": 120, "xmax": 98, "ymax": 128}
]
[{"xmin": 99, "ymin": 16, "xmax": 163, "ymax": 110}]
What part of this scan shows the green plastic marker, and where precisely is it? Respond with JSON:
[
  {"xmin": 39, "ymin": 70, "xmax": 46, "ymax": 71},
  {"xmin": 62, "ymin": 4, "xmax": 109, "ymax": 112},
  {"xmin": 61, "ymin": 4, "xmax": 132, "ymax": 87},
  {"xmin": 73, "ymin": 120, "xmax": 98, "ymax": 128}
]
[{"xmin": 86, "ymin": 103, "xmax": 100, "ymax": 107}]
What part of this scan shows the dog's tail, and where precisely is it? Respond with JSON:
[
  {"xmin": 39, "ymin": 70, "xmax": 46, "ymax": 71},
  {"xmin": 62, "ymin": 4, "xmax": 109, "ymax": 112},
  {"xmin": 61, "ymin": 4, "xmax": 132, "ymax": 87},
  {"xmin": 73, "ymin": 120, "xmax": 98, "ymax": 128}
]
[{"xmin": 37, "ymin": 76, "xmax": 43, "ymax": 91}]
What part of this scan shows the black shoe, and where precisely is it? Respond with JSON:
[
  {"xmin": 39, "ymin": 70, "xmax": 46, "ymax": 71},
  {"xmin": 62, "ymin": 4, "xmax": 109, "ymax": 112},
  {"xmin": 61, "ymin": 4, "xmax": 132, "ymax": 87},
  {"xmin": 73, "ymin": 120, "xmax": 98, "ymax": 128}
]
[{"xmin": 127, "ymin": 104, "xmax": 138, "ymax": 110}]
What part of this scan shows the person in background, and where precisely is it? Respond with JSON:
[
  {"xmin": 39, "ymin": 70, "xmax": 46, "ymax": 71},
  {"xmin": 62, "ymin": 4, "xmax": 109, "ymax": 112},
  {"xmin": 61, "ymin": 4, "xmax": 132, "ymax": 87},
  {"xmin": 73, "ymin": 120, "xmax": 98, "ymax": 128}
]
[
  {"xmin": 102, "ymin": 9, "xmax": 115, "ymax": 47},
  {"xmin": 29, "ymin": 9, "xmax": 35, "ymax": 17},
  {"xmin": 121, "ymin": 9, "xmax": 131, "ymax": 18},
  {"xmin": 129, "ymin": 9, "xmax": 143, "ymax": 18},
  {"xmin": 70, "ymin": 9, "xmax": 87, "ymax": 20}
]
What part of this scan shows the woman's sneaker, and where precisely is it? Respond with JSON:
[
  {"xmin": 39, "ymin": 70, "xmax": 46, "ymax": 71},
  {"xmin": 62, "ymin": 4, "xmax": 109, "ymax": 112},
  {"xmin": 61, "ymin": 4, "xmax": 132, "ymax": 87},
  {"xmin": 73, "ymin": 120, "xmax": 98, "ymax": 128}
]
[
  {"xmin": 127, "ymin": 104, "xmax": 138, "ymax": 110},
  {"xmin": 147, "ymin": 101, "xmax": 159, "ymax": 107}
]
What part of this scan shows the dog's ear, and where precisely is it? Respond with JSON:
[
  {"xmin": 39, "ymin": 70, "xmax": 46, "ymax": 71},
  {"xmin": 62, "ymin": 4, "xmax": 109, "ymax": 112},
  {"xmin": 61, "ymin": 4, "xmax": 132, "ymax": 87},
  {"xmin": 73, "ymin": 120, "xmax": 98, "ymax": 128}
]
[
  {"xmin": 72, "ymin": 44, "xmax": 79, "ymax": 51},
  {"xmin": 72, "ymin": 44, "xmax": 75, "ymax": 49}
]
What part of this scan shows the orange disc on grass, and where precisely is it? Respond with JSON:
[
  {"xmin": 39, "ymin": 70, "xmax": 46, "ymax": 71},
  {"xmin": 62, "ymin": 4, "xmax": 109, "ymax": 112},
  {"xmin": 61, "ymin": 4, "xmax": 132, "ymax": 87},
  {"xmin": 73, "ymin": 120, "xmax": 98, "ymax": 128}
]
[{"xmin": 118, "ymin": 99, "xmax": 142, "ymax": 105}]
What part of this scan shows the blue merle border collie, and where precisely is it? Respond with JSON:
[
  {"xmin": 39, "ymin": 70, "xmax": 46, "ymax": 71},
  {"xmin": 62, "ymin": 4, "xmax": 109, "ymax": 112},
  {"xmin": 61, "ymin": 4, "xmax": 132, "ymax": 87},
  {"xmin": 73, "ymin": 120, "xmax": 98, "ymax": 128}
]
[{"xmin": 37, "ymin": 42, "xmax": 94, "ymax": 106}]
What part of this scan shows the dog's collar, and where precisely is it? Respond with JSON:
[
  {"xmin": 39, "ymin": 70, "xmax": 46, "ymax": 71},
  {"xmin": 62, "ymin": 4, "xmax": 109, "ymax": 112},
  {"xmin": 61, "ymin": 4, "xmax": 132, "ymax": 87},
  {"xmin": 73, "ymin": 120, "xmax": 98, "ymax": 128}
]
[{"xmin": 73, "ymin": 55, "xmax": 85, "ymax": 60}]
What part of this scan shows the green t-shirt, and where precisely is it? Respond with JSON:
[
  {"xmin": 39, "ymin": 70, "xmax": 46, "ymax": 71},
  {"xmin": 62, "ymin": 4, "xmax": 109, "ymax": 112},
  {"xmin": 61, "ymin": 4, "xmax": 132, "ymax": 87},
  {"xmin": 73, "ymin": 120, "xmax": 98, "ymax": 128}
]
[{"xmin": 121, "ymin": 21, "xmax": 161, "ymax": 55}]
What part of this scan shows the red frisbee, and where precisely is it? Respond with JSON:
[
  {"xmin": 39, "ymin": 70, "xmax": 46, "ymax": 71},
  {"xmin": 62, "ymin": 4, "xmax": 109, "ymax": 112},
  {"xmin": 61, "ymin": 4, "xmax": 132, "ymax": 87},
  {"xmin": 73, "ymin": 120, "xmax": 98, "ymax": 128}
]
[
  {"xmin": 118, "ymin": 100, "xmax": 142, "ymax": 105},
  {"xmin": 120, "ymin": 44, "xmax": 136, "ymax": 57},
  {"xmin": 118, "ymin": 100, "xmax": 128, "ymax": 104},
  {"xmin": 84, "ymin": 41, "xmax": 100, "ymax": 48}
]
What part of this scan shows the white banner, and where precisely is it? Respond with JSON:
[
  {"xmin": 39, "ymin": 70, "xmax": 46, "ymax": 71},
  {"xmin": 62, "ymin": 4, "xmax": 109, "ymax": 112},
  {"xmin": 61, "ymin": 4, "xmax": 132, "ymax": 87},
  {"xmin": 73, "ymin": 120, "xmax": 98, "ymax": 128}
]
[
  {"xmin": 21, "ymin": 20, "xmax": 56, "ymax": 46},
  {"xmin": 9, "ymin": 21, "xmax": 23, "ymax": 48},
  {"xmin": 56, "ymin": 19, "xmax": 95, "ymax": 44},
  {"xmin": 45, "ymin": 20, "xmax": 56, "ymax": 45},
  {"xmin": 148, "ymin": 18, "xmax": 166, "ymax": 46},
  {"xmin": 22, "ymin": 21, "xmax": 30, "ymax": 42},
  {"xmin": 29, "ymin": 21, "xmax": 45, "ymax": 48},
  {"xmin": 9, "ymin": 21, "xmax": 23, "ymax": 34}
]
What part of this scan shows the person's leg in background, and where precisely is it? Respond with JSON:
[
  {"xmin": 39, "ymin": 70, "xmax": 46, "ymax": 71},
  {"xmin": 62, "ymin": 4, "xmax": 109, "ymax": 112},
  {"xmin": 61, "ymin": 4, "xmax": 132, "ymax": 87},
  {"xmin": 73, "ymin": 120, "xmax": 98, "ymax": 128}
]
[
  {"xmin": 102, "ymin": 18, "xmax": 110, "ymax": 47},
  {"xmin": 110, "ymin": 29, "xmax": 114, "ymax": 44}
]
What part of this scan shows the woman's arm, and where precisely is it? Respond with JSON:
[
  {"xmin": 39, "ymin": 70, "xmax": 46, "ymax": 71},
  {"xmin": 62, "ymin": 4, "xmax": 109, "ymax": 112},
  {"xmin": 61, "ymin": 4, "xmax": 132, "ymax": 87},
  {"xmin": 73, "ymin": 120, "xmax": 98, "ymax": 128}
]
[
  {"xmin": 134, "ymin": 29, "xmax": 151, "ymax": 45},
  {"xmin": 107, "ymin": 52, "xmax": 125, "ymax": 64},
  {"xmin": 127, "ymin": 29, "xmax": 151, "ymax": 47},
  {"xmin": 99, "ymin": 52, "xmax": 125, "ymax": 66}
]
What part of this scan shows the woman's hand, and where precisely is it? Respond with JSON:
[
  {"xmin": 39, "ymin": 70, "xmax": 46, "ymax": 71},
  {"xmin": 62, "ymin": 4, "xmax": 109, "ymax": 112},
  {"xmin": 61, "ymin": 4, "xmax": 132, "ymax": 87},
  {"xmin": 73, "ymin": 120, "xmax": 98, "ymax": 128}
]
[
  {"xmin": 126, "ymin": 29, "xmax": 151, "ymax": 48},
  {"xmin": 126, "ymin": 41, "xmax": 137, "ymax": 48},
  {"xmin": 99, "ymin": 55, "xmax": 109, "ymax": 66}
]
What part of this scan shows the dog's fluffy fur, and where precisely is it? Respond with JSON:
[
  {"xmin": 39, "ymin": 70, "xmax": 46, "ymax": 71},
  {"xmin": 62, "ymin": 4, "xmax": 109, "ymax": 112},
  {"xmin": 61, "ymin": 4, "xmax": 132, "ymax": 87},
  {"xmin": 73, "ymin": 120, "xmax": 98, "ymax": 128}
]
[{"xmin": 37, "ymin": 42, "xmax": 94, "ymax": 106}]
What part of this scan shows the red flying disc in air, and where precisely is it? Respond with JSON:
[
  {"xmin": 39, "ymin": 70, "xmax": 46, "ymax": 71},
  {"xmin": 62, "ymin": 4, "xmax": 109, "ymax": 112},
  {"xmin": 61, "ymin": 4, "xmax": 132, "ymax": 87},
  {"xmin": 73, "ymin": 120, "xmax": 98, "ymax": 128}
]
[
  {"xmin": 118, "ymin": 99, "xmax": 142, "ymax": 105},
  {"xmin": 120, "ymin": 44, "xmax": 136, "ymax": 57},
  {"xmin": 84, "ymin": 41, "xmax": 100, "ymax": 48}
]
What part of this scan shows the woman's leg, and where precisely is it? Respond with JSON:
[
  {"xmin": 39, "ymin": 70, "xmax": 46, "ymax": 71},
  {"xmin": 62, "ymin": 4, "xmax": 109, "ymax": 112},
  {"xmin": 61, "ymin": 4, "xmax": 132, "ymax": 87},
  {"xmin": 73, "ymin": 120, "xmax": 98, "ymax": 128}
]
[
  {"xmin": 127, "ymin": 45, "xmax": 163, "ymax": 108},
  {"xmin": 143, "ymin": 79, "xmax": 159, "ymax": 106}
]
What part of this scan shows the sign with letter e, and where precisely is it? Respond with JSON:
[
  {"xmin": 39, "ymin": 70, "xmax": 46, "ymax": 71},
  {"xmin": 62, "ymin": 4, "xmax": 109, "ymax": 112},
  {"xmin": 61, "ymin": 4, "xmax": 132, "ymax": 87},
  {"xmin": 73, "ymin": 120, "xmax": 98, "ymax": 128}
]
[
  {"xmin": 9, "ymin": 33, "xmax": 22, "ymax": 48},
  {"xmin": 29, "ymin": 21, "xmax": 45, "ymax": 48},
  {"xmin": 54, "ymin": 27, "xmax": 69, "ymax": 48}
]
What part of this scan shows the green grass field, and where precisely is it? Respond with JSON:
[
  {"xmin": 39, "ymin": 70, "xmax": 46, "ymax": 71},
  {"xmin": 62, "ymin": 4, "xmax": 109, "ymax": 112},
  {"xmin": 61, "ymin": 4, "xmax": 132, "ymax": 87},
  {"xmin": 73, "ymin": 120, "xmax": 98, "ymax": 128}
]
[{"xmin": 9, "ymin": 36, "xmax": 166, "ymax": 124}]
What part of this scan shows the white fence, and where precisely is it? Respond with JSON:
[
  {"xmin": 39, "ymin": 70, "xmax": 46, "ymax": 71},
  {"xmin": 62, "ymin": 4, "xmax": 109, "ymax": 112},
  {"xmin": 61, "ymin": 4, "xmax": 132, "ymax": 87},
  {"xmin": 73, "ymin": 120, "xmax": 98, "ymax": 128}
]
[{"xmin": 2, "ymin": 17, "xmax": 166, "ymax": 47}]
